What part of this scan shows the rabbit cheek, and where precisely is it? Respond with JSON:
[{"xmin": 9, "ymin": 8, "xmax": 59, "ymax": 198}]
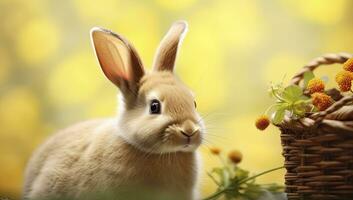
[{"xmin": 133, "ymin": 114, "xmax": 173, "ymax": 152}]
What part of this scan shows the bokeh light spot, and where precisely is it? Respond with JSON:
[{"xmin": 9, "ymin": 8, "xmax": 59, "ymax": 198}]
[
  {"xmin": 0, "ymin": 87, "xmax": 41, "ymax": 136},
  {"xmin": 112, "ymin": 5, "xmax": 160, "ymax": 67},
  {"xmin": 264, "ymin": 53, "xmax": 306, "ymax": 83},
  {"xmin": 0, "ymin": 47, "xmax": 11, "ymax": 85},
  {"xmin": 280, "ymin": 0, "xmax": 347, "ymax": 25},
  {"xmin": 73, "ymin": 0, "xmax": 121, "ymax": 21},
  {"xmin": 16, "ymin": 18, "xmax": 60, "ymax": 65},
  {"xmin": 0, "ymin": 153, "xmax": 24, "ymax": 195},
  {"xmin": 47, "ymin": 51, "xmax": 105, "ymax": 106},
  {"xmin": 154, "ymin": 0, "xmax": 197, "ymax": 11}
]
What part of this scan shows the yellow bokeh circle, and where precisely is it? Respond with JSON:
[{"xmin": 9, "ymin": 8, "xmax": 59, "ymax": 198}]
[
  {"xmin": 16, "ymin": 18, "xmax": 60, "ymax": 65},
  {"xmin": 154, "ymin": 0, "xmax": 197, "ymax": 11},
  {"xmin": 47, "ymin": 51, "xmax": 106, "ymax": 106},
  {"xmin": 0, "ymin": 87, "xmax": 41, "ymax": 136},
  {"xmin": 0, "ymin": 47, "xmax": 11, "ymax": 84}
]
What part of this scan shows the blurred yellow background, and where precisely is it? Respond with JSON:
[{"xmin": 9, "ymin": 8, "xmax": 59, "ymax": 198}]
[{"xmin": 1, "ymin": 0, "xmax": 353, "ymax": 199}]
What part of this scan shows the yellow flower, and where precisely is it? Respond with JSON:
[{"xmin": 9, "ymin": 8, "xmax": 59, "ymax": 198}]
[
  {"xmin": 228, "ymin": 150, "xmax": 242, "ymax": 164},
  {"xmin": 307, "ymin": 78, "xmax": 325, "ymax": 94},
  {"xmin": 335, "ymin": 71, "xmax": 353, "ymax": 92},
  {"xmin": 255, "ymin": 115, "xmax": 270, "ymax": 130},
  {"xmin": 343, "ymin": 57, "xmax": 353, "ymax": 72},
  {"xmin": 311, "ymin": 92, "xmax": 334, "ymax": 111},
  {"xmin": 338, "ymin": 80, "xmax": 352, "ymax": 92},
  {"xmin": 210, "ymin": 147, "xmax": 221, "ymax": 155}
]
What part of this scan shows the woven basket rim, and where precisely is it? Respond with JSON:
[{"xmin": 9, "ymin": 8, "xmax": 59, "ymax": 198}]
[
  {"xmin": 278, "ymin": 53, "xmax": 353, "ymax": 131},
  {"xmin": 278, "ymin": 95, "xmax": 353, "ymax": 134}
]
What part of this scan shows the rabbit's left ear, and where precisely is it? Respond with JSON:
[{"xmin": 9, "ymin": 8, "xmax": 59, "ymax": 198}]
[
  {"xmin": 153, "ymin": 21, "xmax": 188, "ymax": 72},
  {"xmin": 91, "ymin": 28, "xmax": 145, "ymax": 98}
]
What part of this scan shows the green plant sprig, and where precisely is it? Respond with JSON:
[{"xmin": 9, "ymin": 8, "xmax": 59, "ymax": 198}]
[
  {"xmin": 266, "ymin": 72, "xmax": 318, "ymax": 125},
  {"xmin": 203, "ymin": 152, "xmax": 284, "ymax": 200}
]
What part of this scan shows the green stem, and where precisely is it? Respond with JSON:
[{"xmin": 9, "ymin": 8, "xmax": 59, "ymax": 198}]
[
  {"xmin": 270, "ymin": 86, "xmax": 286, "ymax": 102},
  {"xmin": 264, "ymin": 103, "xmax": 280, "ymax": 116},
  {"xmin": 207, "ymin": 172, "xmax": 221, "ymax": 186},
  {"xmin": 217, "ymin": 155, "xmax": 227, "ymax": 167},
  {"xmin": 237, "ymin": 166, "xmax": 284, "ymax": 185},
  {"xmin": 202, "ymin": 166, "xmax": 285, "ymax": 200}
]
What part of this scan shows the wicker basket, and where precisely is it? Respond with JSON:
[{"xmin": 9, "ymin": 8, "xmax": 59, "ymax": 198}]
[{"xmin": 279, "ymin": 53, "xmax": 353, "ymax": 200}]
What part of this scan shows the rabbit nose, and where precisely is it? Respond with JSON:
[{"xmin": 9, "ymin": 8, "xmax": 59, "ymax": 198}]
[
  {"xmin": 180, "ymin": 119, "xmax": 199, "ymax": 138},
  {"xmin": 180, "ymin": 130, "xmax": 197, "ymax": 138}
]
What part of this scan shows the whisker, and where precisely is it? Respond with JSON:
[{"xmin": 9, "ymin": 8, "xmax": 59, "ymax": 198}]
[
  {"xmin": 199, "ymin": 112, "xmax": 231, "ymax": 122},
  {"xmin": 201, "ymin": 141, "xmax": 213, "ymax": 149},
  {"xmin": 204, "ymin": 135, "xmax": 233, "ymax": 146},
  {"xmin": 201, "ymin": 137, "xmax": 218, "ymax": 147},
  {"xmin": 205, "ymin": 133, "xmax": 230, "ymax": 140}
]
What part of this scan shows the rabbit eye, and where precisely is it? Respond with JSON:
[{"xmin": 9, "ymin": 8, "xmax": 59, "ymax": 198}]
[
  {"xmin": 194, "ymin": 100, "xmax": 197, "ymax": 108},
  {"xmin": 150, "ymin": 99, "xmax": 161, "ymax": 114}
]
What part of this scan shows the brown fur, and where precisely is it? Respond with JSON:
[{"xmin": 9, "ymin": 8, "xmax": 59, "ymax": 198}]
[
  {"xmin": 23, "ymin": 21, "xmax": 203, "ymax": 200},
  {"xmin": 24, "ymin": 119, "xmax": 199, "ymax": 199}
]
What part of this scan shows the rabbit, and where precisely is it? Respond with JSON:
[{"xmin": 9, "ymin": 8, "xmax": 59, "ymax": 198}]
[{"xmin": 23, "ymin": 21, "xmax": 205, "ymax": 200}]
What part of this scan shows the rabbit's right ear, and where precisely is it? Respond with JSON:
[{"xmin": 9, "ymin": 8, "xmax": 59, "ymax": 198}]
[
  {"xmin": 91, "ymin": 28, "xmax": 145, "ymax": 97},
  {"xmin": 153, "ymin": 21, "xmax": 188, "ymax": 72}
]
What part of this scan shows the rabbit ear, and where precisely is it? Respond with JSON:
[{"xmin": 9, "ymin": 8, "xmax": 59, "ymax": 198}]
[
  {"xmin": 153, "ymin": 21, "xmax": 188, "ymax": 72},
  {"xmin": 91, "ymin": 27, "xmax": 145, "ymax": 97}
]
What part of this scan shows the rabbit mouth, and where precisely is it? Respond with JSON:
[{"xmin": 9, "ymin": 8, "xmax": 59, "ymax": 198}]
[
  {"xmin": 182, "ymin": 141, "xmax": 196, "ymax": 151},
  {"xmin": 161, "ymin": 125, "xmax": 202, "ymax": 152},
  {"xmin": 182, "ymin": 138, "xmax": 191, "ymax": 148}
]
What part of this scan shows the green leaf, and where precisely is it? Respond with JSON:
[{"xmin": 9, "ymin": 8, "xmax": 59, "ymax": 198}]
[
  {"xmin": 233, "ymin": 167, "xmax": 249, "ymax": 181},
  {"xmin": 271, "ymin": 107, "xmax": 286, "ymax": 124},
  {"xmin": 212, "ymin": 167, "xmax": 231, "ymax": 187},
  {"xmin": 293, "ymin": 104, "xmax": 306, "ymax": 117},
  {"xmin": 299, "ymin": 95, "xmax": 310, "ymax": 100},
  {"xmin": 281, "ymin": 85, "xmax": 303, "ymax": 102},
  {"xmin": 222, "ymin": 168, "xmax": 230, "ymax": 187},
  {"xmin": 303, "ymin": 71, "xmax": 315, "ymax": 88},
  {"xmin": 204, "ymin": 165, "xmax": 284, "ymax": 200}
]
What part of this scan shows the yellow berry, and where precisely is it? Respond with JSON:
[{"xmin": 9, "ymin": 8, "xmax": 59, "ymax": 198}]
[
  {"xmin": 255, "ymin": 115, "xmax": 270, "ymax": 130},
  {"xmin": 228, "ymin": 150, "xmax": 243, "ymax": 164},
  {"xmin": 336, "ymin": 71, "xmax": 353, "ymax": 82},
  {"xmin": 210, "ymin": 147, "xmax": 221, "ymax": 155},
  {"xmin": 335, "ymin": 71, "xmax": 353, "ymax": 92},
  {"xmin": 307, "ymin": 78, "xmax": 325, "ymax": 94},
  {"xmin": 338, "ymin": 80, "xmax": 352, "ymax": 92},
  {"xmin": 311, "ymin": 92, "xmax": 334, "ymax": 111},
  {"xmin": 343, "ymin": 58, "xmax": 353, "ymax": 72}
]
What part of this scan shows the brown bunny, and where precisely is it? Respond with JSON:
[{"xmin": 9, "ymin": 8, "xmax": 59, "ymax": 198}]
[{"xmin": 23, "ymin": 21, "xmax": 204, "ymax": 200}]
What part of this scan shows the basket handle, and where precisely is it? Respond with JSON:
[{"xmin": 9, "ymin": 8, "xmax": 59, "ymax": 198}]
[
  {"xmin": 290, "ymin": 52, "xmax": 352, "ymax": 85},
  {"xmin": 290, "ymin": 52, "xmax": 353, "ymax": 122}
]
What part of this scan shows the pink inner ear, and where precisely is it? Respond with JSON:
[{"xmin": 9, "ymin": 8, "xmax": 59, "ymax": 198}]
[
  {"xmin": 92, "ymin": 28, "xmax": 145, "ymax": 88},
  {"xmin": 106, "ymin": 41, "xmax": 130, "ymax": 80},
  {"xmin": 96, "ymin": 37, "xmax": 130, "ymax": 85}
]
